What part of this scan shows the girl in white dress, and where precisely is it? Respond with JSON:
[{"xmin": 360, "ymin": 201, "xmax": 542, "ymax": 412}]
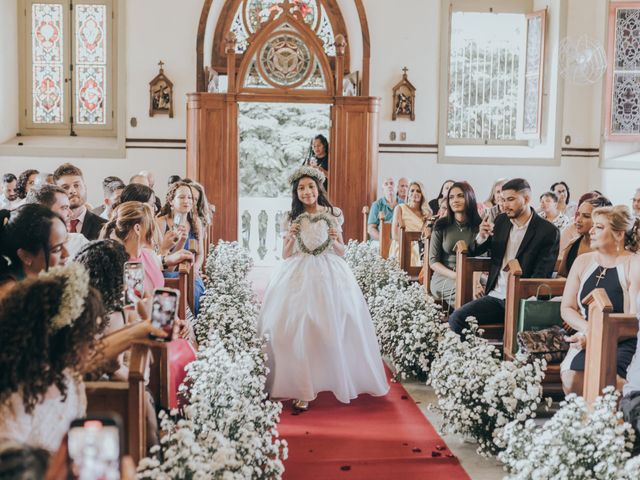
[{"xmin": 258, "ymin": 166, "xmax": 389, "ymax": 411}]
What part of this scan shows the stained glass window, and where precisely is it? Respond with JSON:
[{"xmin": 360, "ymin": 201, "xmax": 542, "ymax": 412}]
[
  {"xmin": 231, "ymin": 0, "xmax": 335, "ymax": 56},
  {"xmin": 607, "ymin": 5, "xmax": 640, "ymax": 138},
  {"xmin": 24, "ymin": 0, "xmax": 114, "ymax": 133},
  {"xmin": 32, "ymin": 3, "xmax": 64, "ymax": 124},
  {"xmin": 520, "ymin": 10, "xmax": 546, "ymax": 139},
  {"xmin": 260, "ymin": 33, "xmax": 313, "ymax": 87},
  {"xmin": 75, "ymin": 4, "xmax": 107, "ymax": 124}
]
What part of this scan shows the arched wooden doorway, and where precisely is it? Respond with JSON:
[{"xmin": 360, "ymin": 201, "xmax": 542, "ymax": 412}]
[{"xmin": 187, "ymin": 0, "xmax": 378, "ymax": 242}]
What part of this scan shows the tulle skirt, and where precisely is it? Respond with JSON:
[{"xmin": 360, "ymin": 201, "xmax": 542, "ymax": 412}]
[{"xmin": 257, "ymin": 253, "xmax": 389, "ymax": 403}]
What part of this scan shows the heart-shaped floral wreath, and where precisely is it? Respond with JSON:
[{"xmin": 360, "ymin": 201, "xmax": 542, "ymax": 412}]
[{"xmin": 293, "ymin": 212, "xmax": 336, "ymax": 256}]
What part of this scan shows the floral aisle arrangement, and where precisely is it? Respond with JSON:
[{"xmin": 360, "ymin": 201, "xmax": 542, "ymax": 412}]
[
  {"xmin": 137, "ymin": 334, "xmax": 287, "ymax": 479},
  {"xmin": 344, "ymin": 240, "xmax": 408, "ymax": 301},
  {"xmin": 497, "ymin": 387, "xmax": 638, "ymax": 480},
  {"xmin": 428, "ymin": 320, "xmax": 546, "ymax": 457},
  {"xmin": 138, "ymin": 241, "xmax": 287, "ymax": 479},
  {"xmin": 368, "ymin": 282, "xmax": 446, "ymax": 380},
  {"xmin": 195, "ymin": 241, "xmax": 261, "ymax": 353}
]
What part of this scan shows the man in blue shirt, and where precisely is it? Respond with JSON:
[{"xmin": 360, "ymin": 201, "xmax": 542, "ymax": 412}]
[{"xmin": 367, "ymin": 177, "xmax": 403, "ymax": 241}]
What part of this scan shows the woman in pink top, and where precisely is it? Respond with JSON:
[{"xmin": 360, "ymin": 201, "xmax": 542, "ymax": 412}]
[{"xmin": 101, "ymin": 201, "xmax": 165, "ymax": 293}]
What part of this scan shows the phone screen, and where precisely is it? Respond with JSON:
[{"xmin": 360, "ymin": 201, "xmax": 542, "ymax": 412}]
[
  {"xmin": 151, "ymin": 288, "xmax": 178, "ymax": 340},
  {"xmin": 123, "ymin": 262, "xmax": 144, "ymax": 307},
  {"xmin": 68, "ymin": 419, "xmax": 120, "ymax": 480}
]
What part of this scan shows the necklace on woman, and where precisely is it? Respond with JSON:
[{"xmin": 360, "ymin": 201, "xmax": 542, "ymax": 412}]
[
  {"xmin": 595, "ymin": 266, "xmax": 608, "ymax": 287},
  {"xmin": 454, "ymin": 220, "xmax": 466, "ymax": 232}
]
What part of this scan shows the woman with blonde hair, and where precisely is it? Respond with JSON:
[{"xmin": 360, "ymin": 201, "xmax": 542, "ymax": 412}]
[
  {"xmin": 102, "ymin": 201, "xmax": 191, "ymax": 294},
  {"xmin": 388, "ymin": 181, "xmax": 432, "ymax": 265},
  {"xmin": 560, "ymin": 205, "xmax": 640, "ymax": 395}
]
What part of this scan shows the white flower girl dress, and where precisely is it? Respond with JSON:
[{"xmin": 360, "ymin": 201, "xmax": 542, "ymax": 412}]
[{"xmin": 258, "ymin": 207, "xmax": 389, "ymax": 403}]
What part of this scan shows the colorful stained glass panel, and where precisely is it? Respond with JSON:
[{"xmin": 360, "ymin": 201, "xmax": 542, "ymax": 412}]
[
  {"xmin": 32, "ymin": 3, "xmax": 63, "ymax": 63},
  {"xmin": 33, "ymin": 64, "xmax": 64, "ymax": 123},
  {"xmin": 609, "ymin": 6, "xmax": 640, "ymax": 137},
  {"xmin": 75, "ymin": 4, "xmax": 106, "ymax": 64},
  {"xmin": 75, "ymin": 4, "xmax": 107, "ymax": 125},
  {"xmin": 245, "ymin": 0, "xmax": 317, "ymax": 33},
  {"xmin": 260, "ymin": 33, "xmax": 312, "ymax": 86},
  {"xmin": 76, "ymin": 65, "xmax": 106, "ymax": 124},
  {"xmin": 615, "ymin": 8, "xmax": 640, "ymax": 70},
  {"xmin": 32, "ymin": 3, "xmax": 64, "ymax": 123},
  {"xmin": 612, "ymin": 73, "xmax": 640, "ymax": 135}
]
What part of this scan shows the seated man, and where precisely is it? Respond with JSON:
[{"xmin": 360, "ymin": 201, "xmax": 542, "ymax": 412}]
[
  {"xmin": 92, "ymin": 176, "xmax": 124, "ymax": 219},
  {"xmin": 367, "ymin": 176, "xmax": 402, "ymax": 241},
  {"xmin": 448, "ymin": 178, "xmax": 560, "ymax": 335},
  {"xmin": 25, "ymin": 184, "xmax": 89, "ymax": 257},
  {"xmin": 53, "ymin": 163, "xmax": 107, "ymax": 241}
]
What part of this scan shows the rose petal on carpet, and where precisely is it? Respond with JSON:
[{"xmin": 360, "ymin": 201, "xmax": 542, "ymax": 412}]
[{"xmin": 278, "ymin": 371, "xmax": 470, "ymax": 480}]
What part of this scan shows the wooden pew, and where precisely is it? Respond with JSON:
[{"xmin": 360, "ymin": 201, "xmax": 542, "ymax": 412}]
[
  {"xmin": 164, "ymin": 262, "xmax": 189, "ymax": 320},
  {"xmin": 421, "ymin": 238, "xmax": 435, "ymax": 294},
  {"xmin": 503, "ymin": 259, "xmax": 567, "ymax": 394},
  {"xmin": 453, "ymin": 240, "xmax": 491, "ymax": 309},
  {"xmin": 452, "ymin": 240, "xmax": 501, "ymax": 340},
  {"xmin": 85, "ymin": 343, "xmax": 150, "ymax": 464},
  {"xmin": 362, "ymin": 206, "xmax": 370, "ymax": 242},
  {"xmin": 398, "ymin": 226, "xmax": 422, "ymax": 281},
  {"xmin": 379, "ymin": 212, "xmax": 392, "ymax": 259},
  {"xmin": 583, "ymin": 289, "xmax": 639, "ymax": 406}
]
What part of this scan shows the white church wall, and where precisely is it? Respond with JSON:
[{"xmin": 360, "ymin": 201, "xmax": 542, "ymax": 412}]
[
  {"xmin": 0, "ymin": 0, "xmax": 19, "ymax": 143},
  {"xmin": 0, "ymin": 0, "xmax": 637, "ymax": 207}
]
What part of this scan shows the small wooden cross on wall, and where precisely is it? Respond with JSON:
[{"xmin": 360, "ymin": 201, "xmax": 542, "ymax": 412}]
[{"xmin": 158, "ymin": 60, "xmax": 165, "ymax": 72}]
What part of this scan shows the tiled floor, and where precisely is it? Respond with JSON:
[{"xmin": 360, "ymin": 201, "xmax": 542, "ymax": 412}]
[{"xmin": 402, "ymin": 381, "xmax": 506, "ymax": 480}]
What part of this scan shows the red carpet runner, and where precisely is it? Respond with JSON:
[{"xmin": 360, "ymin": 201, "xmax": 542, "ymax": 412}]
[{"xmin": 278, "ymin": 371, "xmax": 470, "ymax": 480}]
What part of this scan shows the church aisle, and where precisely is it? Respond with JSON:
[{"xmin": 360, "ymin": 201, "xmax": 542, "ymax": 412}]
[{"xmin": 278, "ymin": 369, "xmax": 470, "ymax": 480}]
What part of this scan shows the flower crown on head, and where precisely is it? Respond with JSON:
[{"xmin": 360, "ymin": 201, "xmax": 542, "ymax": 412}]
[
  {"xmin": 287, "ymin": 165, "xmax": 326, "ymax": 186},
  {"xmin": 38, "ymin": 263, "xmax": 90, "ymax": 332}
]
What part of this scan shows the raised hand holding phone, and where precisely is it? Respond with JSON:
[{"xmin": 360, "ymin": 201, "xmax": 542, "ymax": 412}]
[
  {"xmin": 149, "ymin": 288, "xmax": 179, "ymax": 341},
  {"xmin": 478, "ymin": 211, "xmax": 494, "ymax": 241}
]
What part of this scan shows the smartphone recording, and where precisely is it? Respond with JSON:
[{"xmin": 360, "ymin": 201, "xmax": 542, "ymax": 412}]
[
  {"xmin": 123, "ymin": 261, "xmax": 144, "ymax": 307},
  {"xmin": 150, "ymin": 288, "xmax": 179, "ymax": 340},
  {"xmin": 68, "ymin": 417, "xmax": 120, "ymax": 480}
]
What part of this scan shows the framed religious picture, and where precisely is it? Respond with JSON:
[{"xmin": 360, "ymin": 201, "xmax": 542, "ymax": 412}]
[
  {"xmin": 392, "ymin": 67, "xmax": 416, "ymax": 121},
  {"xmin": 149, "ymin": 61, "xmax": 174, "ymax": 118}
]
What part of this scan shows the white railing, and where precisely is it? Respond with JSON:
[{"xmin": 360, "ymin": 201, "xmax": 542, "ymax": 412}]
[{"xmin": 238, "ymin": 196, "xmax": 291, "ymax": 266}]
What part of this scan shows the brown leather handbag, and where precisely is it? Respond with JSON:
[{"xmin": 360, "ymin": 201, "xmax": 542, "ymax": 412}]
[{"xmin": 517, "ymin": 325, "xmax": 569, "ymax": 364}]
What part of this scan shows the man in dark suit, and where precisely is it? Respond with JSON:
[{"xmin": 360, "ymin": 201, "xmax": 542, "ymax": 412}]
[
  {"xmin": 92, "ymin": 176, "xmax": 124, "ymax": 219},
  {"xmin": 448, "ymin": 178, "xmax": 560, "ymax": 335},
  {"xmin": 53, "ymin": 163, "xmax": 107, "ymax": 241}
]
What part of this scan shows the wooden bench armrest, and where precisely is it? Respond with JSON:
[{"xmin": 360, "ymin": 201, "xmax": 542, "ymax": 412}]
[{"xmin": 583, "ymin": 289, "xmax": 639, "ymax": 406}]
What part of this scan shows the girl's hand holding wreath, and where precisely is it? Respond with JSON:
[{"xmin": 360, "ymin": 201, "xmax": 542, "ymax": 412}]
[
  {"xmin": 287, "ymin": 222, "xmax": 300, "ymax": 240},
  {"xmin": 328, "ymin": 227, "xmax": 339, "ymax": 240}
]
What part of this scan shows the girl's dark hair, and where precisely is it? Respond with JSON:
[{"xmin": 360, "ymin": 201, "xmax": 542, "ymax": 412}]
[
  {"xmin": 75, "ymin": 240, "xmax": 128, "ymax": 316},
  {"xmin": 288, "ymin": 175, "xmax": 336, "ymax": 221},
  {"xmin": 0, "ymin": 443, "xmax": 50, "ymax": 480},
  {"xmin": 158, "ymin": 181, "xmax": 200, "ymax": 239},
  {"xmin": 308, "ymin": 134, "xmax": 329, "ymax": 161},
  {"xmin": 436, "ymin": 179, "xmax": 455, "ymax": 201},
  {"xmin": 434, "ymin": 181, "xmax": 482, "ymax": 231},
  {"xmin": 550, "ymin": 181, "xmax": 571, "ymax": 203},
  {"xmin": 114, "ymin": 183, "xmax": 156, "ymax": 211},
  {"xmin": 0, "ymin": 275, "xmax": 104, "ymax": 414},
  {"xmin": 0, "ymin": 204, "xmax": 65, "ymax": 280},
  {"xmin": 15, "ymin": 169, "xmax": 39, "ymax": 199}
]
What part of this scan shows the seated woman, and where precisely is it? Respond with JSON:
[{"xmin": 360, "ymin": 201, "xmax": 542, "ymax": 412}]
[
  {"xmin": 480, "ymin": 178, "xmax": 506, "ymax": 218},
  {"xmin": 560, "ymin": 205, "xmax": 640, "ymax": 395},
  {"xmin": 0, "ymin": 264, "xmax": 167, "ymax": 452},
  {"xmin": 428, "ymin": 179, "xmax": 454, "ymax": 216},
  {"xmin": 558, "ymin": 195, "xmax": 611, "ymax": 277},
  {"xmin": 388, "ymin": 181, "xmax": 431, "ymax": 265},
  {"xmin": 156, "ymin": 182, "xmax": 205, "ymax": 315},
  {"xmin": 428, "ymin": 181, "xmax": 482, "ymax": 306},
  {"xmin": 539, "ymin": 191, "xmax": 571, "ymax": 231},
  {"xmin": 0, "ymin": 204, "xmax": 69, "ymax": 298}
]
